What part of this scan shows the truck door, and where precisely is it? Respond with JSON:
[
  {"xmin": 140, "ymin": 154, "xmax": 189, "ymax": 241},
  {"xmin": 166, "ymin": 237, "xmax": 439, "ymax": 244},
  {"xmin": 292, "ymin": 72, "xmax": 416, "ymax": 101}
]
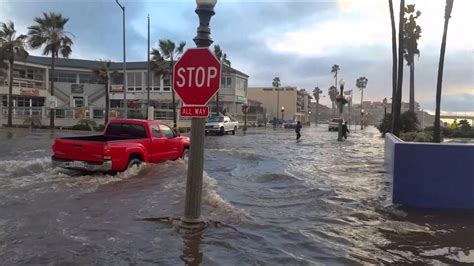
[
  {"xmin": 159, "ymin": 124, "xmax": 180, "ymax": 160},
  {"xmin": 150, "ymin": 124, "xmax": 169, "ymax": 162}
]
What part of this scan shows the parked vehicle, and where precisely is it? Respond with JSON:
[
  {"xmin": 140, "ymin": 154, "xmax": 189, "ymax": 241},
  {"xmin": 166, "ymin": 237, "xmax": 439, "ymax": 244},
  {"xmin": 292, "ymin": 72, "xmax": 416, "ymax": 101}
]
[
  {"xmin": 52, "ymin": 119, "xmax": 190, "ymax": 173},
  {"xmin": 328, "ymin": 118, "xmax": 344, "ymax": 131},
  {"xmin": 283, "ymin": 120, "xmax": 298, "ymax": 128},
  {"xmin": 205, "ymin": 116, "xmax": 239, "ymax": 135}
]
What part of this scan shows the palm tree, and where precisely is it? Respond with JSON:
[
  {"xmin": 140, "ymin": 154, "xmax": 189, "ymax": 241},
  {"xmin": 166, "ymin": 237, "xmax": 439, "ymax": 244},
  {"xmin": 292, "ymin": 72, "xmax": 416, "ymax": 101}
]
[
  {"xmin": 392, "ymin": 0, "xmax": 405, "ymax": 136},
  {"xmin": 434, "ymin": 0, "xmax": 454, "ymax": 143},
  {"xmin": 28, "ymin": 12, "xmax": 73, "ymax": 129},
  {"xmin": 272, "ymin": 77, "xmax": 281, "ymax": 120},
  {"xmin": 0, "ymin": 21, "xmax": 28, "ymax": 127},
  {"xmin": 213, "ymin": 44, "xmax": 231, "ymax": 116},
  {"xmin": 331, "ymin": 64, "xmax": 340, "ymax": 88},
  {"xmin": 403, "ymin": 4, "xmax": 422, "ymax": 113},
  {"xmin": 389, "ymin": 0, "xmax": 397, "ymax": 123},
  {"xmin": 328, "ymin": 85, "xmax": 338, "ymax": 116},
  {"xmin": 356, "ymin": 77, "xmax": 368, "ymax": 129},
  {"xmin": 312, "ymin": 86, "xmax": 322, "ymax": 124},
  {"xmin": 92, "ymin": 60, "xmax": 114, "ymax": 125},
  {"xmin": 151, "ymin": 39, "xmax": 185, "ymax": 130}
]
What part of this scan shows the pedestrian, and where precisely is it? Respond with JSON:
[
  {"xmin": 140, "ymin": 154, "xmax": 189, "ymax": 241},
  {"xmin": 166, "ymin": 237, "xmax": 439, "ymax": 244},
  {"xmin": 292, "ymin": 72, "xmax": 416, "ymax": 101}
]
[
  {"xmin": 342, "ymin": 121, "xmax": 350, "ymax": 139},
  {"xmin": 295, "ymin": 121, "xmax": 302, "ymax": 140}
]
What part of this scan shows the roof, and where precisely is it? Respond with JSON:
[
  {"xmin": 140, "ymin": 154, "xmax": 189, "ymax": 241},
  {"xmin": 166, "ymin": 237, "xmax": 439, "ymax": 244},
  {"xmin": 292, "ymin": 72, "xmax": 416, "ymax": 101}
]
[{"xmin": 19, "ymin": 55, "xmax": 249, "ymax": 77}]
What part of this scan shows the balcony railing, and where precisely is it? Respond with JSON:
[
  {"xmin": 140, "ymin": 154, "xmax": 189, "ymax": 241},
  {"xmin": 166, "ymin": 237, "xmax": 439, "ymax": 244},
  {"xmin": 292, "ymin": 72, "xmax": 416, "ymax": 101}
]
[{"xmin": 1, "ymin": 107, "xmax": 43, "ymax": 118}]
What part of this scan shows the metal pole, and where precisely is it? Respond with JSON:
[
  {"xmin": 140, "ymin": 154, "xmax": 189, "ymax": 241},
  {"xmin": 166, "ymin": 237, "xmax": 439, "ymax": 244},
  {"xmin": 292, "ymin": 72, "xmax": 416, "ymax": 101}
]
[
  {"xmin": 337, "ymin": 83, "xmax": 344, "ymax": 141},
  {"xmin": 116, "ymin": 0, "xmax": 128, "ymax": 119},
  {"xmin": 276, "ymin": 87, "xmax": 280, "ymax": 121},
  {"xmin": 147, "ymin": 14, "xmax": 151, "ymax": 118},
  {"xmin": 182, "ymin": 1, "xmax": 216, "ymax": 230}
]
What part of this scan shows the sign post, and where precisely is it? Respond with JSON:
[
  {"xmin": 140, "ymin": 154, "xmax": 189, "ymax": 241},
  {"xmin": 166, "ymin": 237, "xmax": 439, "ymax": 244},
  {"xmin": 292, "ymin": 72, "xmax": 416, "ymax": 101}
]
[{"xmin": 173, "ymin": 46, "xmax": 221, "ymax": 229}]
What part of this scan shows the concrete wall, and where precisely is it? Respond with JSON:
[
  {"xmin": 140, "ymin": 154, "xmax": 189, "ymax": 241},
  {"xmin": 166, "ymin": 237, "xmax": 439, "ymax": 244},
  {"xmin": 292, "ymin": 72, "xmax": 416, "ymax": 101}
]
[{"xmin": 385, "ymin": 133, "xmax": 474, "ymax": 209}]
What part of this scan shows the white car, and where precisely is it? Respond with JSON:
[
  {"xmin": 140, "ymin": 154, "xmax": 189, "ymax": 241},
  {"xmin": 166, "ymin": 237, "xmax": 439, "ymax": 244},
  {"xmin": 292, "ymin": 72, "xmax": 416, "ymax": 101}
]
[
  {"xmin": 328, "ymin": 118, "xmax": 343, "ymax": 131},
  {"xmin": 205, "ymin": 116, "xmax": 239, "ymax": 135}
]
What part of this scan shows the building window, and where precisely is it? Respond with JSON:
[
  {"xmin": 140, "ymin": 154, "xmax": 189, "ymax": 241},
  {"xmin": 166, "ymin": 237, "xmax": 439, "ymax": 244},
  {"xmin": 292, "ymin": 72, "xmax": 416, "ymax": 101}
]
[
  {"xmin": 221, "ymin": 76, "xmax": 232, "ymax": 88},
  {"xmin": 79, "ymin": 73, "xmax": 92, "ymax": 84},
  {"xmin": 163, "ymin": 74, "xmax": 171, "ymax": 91},
  {"xmin": 2, "ymin": 96, "xmax": 7, "ymax": 107},
  {"xmin": 51, "ymin": 71, "xmax": 76, "ymax": 83},
  {"xmin": 126, "ymin": 72, "xmax": 143, "ymax": 91},
  {"xmin": 152, "ymin": 73, "xmax": 161, "ymax": 91},
  {"xmin": 73, "ymin": 97, "xmax": 84, "ymax": 107}
]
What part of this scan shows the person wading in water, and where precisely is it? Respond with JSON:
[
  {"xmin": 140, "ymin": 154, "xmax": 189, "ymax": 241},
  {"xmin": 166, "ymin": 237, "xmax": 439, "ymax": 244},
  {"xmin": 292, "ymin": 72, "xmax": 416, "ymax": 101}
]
[{"xmin": 295, "ymin": 121, "xmax": 302, "ymax": 140}]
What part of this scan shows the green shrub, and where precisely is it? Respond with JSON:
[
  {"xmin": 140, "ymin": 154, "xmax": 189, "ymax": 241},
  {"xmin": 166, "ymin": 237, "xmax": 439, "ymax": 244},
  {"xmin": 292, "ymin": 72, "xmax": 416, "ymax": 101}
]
[
  {"xmin": 400, "ymin": 111, "xmax": 419, "ymax": 133},
  {"xmin": 377, "ymin": 113, "xmax": 392, "ymax": 136},
  {"xmin": 23, "ymin": 117, "xmax": 42, "ymax": 127},
  {"xmin": 72, "ymin": 119, "xmax": 97, "ymax": 131},
  {"xmin": 400, "ymin": 131, "xmax": 417, "ymax": 141}
]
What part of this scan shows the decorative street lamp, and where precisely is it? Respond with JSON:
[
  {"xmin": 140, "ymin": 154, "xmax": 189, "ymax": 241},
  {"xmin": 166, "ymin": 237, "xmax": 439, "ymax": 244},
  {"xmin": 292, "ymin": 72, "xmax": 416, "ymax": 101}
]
[
  {"xmin": 383, "ymin": 97, "xmax": 388, "ymax": 116},
  {"xmin": 281, "ymin": 106, "xmax": 285, "ymax": 122},
  {"xmin": 181, "ymin": 0, "xmax": 217, "ymax": 231},
  {"xmin": 361, "ymin": 108, "xmax": 365, "ymax": 129},
  {"xmin": 115, "ymin": 0, "xmax": 128, "ymax": 118},
  {"xmin": 337, "ymin": 79, "xmax": 345, "ymax": 141}
]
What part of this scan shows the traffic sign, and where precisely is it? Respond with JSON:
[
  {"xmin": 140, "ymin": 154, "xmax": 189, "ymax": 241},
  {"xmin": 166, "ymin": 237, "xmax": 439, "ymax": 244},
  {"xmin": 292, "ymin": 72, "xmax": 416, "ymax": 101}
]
[
  {"xmin": 173, "ymin": 48, "xmax": 221, "ymax": 105},
  {"xmin": 180, "ymin": 106, "xmax": 209, "ymax": 117}
]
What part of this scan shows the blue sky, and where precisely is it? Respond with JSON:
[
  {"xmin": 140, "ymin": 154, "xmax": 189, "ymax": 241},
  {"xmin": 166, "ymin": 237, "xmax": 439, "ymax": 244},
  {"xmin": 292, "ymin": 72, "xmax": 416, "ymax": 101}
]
[{"xmin": 1, "ymin": 0, "xmax": 473, "ymax": 113}]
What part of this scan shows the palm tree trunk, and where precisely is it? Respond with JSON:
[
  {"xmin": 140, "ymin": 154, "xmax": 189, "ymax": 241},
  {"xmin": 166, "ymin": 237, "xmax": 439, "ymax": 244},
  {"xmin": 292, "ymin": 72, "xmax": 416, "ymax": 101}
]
[
  {"xmin": 170, "ymin": 59, "xmax": 177, "ymax": 130},
  {"xmin": 392, "ymin": 0, "xmax": 405, "ymax": 137},
  {"xmin": 7, "ymin": 59, "xmax": 14, "ymax": 127},
  {"xmin": 105, "ymin": 78, "xmax": 110, "ymax": 125},
  {"xmin": 360, "ymin": 88, "xmax": 364, "ymax": 130},
  {"xmin": 434, "ymin": 0, "xmax": 453, "ymax": 143},
  {"xmin": 50, "ymin": 52, "xmax": 55, "ymax": 129},
  {"xmin": 389, "ymin": 0, "xmax": 397, "ymax": 121},
  {"xmin": 409, "ymin": 60, "xmax": 415, "ymax": 112},
  {"xmin": 316, "ymin": 98, "xmax": 319, "ymax": 125}
]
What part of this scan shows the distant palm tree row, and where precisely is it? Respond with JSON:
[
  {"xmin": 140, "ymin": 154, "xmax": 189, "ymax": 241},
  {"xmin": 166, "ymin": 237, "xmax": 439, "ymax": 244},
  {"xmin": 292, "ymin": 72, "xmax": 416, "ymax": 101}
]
[{"xmin": 0, "ymin": 12, "xmax": 232, "ymax": 129}]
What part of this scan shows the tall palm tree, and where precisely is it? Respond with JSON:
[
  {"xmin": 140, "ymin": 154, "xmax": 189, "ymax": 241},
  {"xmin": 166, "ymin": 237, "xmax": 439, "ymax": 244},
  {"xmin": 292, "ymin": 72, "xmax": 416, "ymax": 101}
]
[
  {"xmin": 331, "ymin": 64, "xmax": 340, "ymax": 88},
  {"xmin": 213, "ymin": 44, "xmax": 231, "ymax": 116},
  {"xmin": 272, "ymin": 77, "xmax": 281, "ymax": 120},
  {"xmin": 328, "ymin": 85, "xmax": 338, "ymax": 116},
  {"xmin": 403, "ymin": 4, "xmax": 422, "ymax": 113},
  {"xmin": 392, "ymin": 0, "xmax": 405, "ymax": 136},
  {"xmin": 356, "ymin": 77, "xmax": 368, "ymax": 129},
  {"xmin": 0, "ymin": 21, "xmax": 28, "ymax": 127},
  {"xmin": 151, "ymin": 39, "xmax": 185, "ymax": 130},
  {"xmin": 389, "ymin": 0, "xmax": 397, "ymax": 124},
  {"xmin": 434, "ymin": 0, "xmax": 454, "ymax": 143},
  {"xmin": 92, "ymin": 60, "xmax": 113, "ymax": 125},
  {"xmin": 312, "ymin": 86, "xmax": 322, "ymax": 124},
  {"xmin": 28, "ymin": 12, "xmax": 73, "ymax": 129}
]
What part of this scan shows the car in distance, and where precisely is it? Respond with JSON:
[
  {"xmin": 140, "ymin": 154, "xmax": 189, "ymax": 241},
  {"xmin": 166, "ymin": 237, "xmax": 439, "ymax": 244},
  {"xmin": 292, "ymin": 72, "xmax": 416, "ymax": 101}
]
[
  {"xmin": 52, "ymin": 119, "xmax": 190, "ymax": 173},
  {"xmin": 205, "ymin": 115, "xmax": 239, "ymax": 135},
  {"xmin": 283, "ymin": 120, "xmax": 298, "ymax": 129},
  {"xmin": 328, "ymin": 118, "xmax": 344, "ymax": 131}
]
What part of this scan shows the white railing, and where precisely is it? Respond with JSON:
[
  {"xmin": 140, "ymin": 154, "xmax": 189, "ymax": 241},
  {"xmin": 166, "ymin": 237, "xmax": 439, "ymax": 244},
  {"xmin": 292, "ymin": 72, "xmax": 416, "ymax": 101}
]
[{"xmin": 1, "ymin": 107, "xmax": 43, "ymax": 118}]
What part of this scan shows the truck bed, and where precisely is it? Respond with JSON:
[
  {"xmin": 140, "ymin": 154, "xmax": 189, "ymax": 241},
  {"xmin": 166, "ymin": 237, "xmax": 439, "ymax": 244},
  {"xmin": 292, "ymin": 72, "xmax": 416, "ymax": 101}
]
[{"xmin": 59, "ymin": 135, "xmax": 144, "ymax": 142}]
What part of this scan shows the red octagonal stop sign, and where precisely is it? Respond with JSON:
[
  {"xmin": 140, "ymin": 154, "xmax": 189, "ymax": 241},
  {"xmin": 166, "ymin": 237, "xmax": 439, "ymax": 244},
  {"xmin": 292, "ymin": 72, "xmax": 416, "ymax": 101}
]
[{"xmin": 173, "ymin": 48, "xmax": 221, "ymax": 106}]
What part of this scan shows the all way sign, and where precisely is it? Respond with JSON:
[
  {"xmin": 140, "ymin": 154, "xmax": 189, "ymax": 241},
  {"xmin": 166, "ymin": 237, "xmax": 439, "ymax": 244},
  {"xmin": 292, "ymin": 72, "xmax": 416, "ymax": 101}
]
[{"xmin": 180, "ymin": 106, "xmax": 209, "ymax": 117}]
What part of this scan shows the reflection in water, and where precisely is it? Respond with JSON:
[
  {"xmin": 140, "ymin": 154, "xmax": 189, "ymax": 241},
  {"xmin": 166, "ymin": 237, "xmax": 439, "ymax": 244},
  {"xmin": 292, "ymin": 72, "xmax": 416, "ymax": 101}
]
[{"xmin": 181, "ymin": 233, "xmax": 203, "ymax": 266}]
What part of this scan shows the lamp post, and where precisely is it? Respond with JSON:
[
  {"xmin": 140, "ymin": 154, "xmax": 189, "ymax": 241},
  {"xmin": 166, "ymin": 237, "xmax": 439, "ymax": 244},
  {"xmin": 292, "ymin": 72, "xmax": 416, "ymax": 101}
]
[
  {"xmin": 181, "ymin": 0, "xmax": 217, "ymax": 231},
  {"xmin": 273, "ymin": 79, "xmax": 280, "ymax": 121},
  {"xmin": 337, "ymin": 79, "xmax": 345, "ymax": 141},
  {"xmin": 383, "ymin": 97, "xmax": 387, "ymax": 116},
  {"xmin": 242, "ymin": 103, "xmax": 248, "ymax": 132},
  {"xmin": 115, "ymin": 0, "xmax": 128, "ymax": 118},
  {"xmin": 308, "ymin": 111, "xmax": 311, "ymax": 125},
  {"xmin": 361, "ymin": 109, "xmax": 365, "ymax": 129},
  {"xmin": 281, "ymin": 106, "xmax": 285, "ymax": 122}
]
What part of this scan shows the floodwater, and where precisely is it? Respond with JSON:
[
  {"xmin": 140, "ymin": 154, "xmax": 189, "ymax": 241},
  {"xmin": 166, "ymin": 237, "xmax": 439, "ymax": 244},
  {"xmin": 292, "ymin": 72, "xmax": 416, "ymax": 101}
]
[{"xmin": 0, "ymin": 126, "xmax": 473, "ymax": 265}]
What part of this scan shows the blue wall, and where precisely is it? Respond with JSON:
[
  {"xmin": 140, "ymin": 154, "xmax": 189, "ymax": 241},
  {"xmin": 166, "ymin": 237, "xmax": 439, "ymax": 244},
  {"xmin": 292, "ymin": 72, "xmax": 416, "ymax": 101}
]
[{"xmin": 385, "ymin": 133, "xmax": 474, "ymax": 209}]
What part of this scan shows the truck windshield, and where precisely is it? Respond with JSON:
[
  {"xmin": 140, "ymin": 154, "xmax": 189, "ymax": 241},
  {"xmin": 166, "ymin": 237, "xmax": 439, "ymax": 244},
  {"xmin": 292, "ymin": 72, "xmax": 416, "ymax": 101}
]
[
  {"xmin": 105, "ymin": 123, "xmax": 147, "ymax": 138},
  {"xmin": 208, "ymin": 117, "xmax": 224, "ymax": 123}
]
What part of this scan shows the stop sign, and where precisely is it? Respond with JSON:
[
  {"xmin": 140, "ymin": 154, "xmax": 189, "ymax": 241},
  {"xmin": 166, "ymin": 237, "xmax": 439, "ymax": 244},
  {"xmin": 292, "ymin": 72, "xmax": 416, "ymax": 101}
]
[{"xmin": 173, "ymin": 48, "xmax": 221, "ymax": 105}]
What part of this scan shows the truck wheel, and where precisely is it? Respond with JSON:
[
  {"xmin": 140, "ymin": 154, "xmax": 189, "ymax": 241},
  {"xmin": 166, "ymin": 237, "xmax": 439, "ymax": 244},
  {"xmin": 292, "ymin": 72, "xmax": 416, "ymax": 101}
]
[
  {"xmin": 181, "ymin": 148, "xmax": 189, "ymax": 160},
  {"xmin": 220, "ymin": 127, "xmax": 225, "ymax": 136},
  {"xmin": 127, "ymin": 158, "xmax": 142, "ymax": 170},
  {"xmin": 232, "ymin": 126, "xmax": 237, "ymax": 135}
]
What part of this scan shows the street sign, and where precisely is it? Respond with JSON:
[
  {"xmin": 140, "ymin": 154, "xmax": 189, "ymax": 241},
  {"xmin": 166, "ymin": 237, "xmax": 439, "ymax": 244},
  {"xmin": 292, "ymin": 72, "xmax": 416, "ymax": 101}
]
[
  {"xmin": 173, "ymin": 48, "xmax": 221, "ymax": 105},
  {"xmin": 180, "ymin": 106, "xmax": 209, "ymax": 117}
]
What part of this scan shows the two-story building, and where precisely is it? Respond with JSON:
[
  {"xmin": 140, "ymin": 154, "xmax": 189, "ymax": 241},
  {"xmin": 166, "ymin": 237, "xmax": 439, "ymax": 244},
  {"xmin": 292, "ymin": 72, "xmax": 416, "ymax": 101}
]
[{"xmin": 0, "ymin": 55, "xmax": 249, "ymax": 127}]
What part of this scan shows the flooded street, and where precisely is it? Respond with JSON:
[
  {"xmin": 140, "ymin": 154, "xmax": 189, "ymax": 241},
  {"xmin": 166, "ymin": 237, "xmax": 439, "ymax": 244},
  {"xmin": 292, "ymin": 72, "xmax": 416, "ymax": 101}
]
[{"xmin": 0, "ymin": 126, "xmax": 473, "ymax": 265}]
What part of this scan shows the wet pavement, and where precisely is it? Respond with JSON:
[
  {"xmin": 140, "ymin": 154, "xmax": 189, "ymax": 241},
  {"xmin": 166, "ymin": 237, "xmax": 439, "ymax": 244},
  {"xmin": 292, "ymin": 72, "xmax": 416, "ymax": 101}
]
[{"xmin": 0, "ymin": 125, "xmax": 473, "ymax": 265}]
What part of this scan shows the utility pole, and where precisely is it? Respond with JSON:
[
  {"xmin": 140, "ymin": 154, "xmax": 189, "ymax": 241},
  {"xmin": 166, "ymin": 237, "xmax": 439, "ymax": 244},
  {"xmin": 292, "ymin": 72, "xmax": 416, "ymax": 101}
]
[
  {"xmin": 147, "ymin": 14, "xmax": 151, "ymax": 119},
  {"xmin": 115, "ymin": 0, "xmax": 128, "ymax": 118}
]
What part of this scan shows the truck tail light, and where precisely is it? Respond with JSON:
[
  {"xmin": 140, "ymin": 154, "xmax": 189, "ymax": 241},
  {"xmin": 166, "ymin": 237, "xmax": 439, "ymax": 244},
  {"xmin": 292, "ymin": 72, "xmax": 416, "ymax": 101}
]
[{"xmin": 103, "ymin": 145, "xmax": 111, "ymax": 160}]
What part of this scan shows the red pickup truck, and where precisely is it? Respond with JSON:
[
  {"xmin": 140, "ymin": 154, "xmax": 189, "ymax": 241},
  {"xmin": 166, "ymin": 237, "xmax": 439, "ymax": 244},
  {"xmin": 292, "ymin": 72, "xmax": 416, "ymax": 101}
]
[{"xmin": 52, "ymin": 119, "xmax": 190, "ymax": 173}]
